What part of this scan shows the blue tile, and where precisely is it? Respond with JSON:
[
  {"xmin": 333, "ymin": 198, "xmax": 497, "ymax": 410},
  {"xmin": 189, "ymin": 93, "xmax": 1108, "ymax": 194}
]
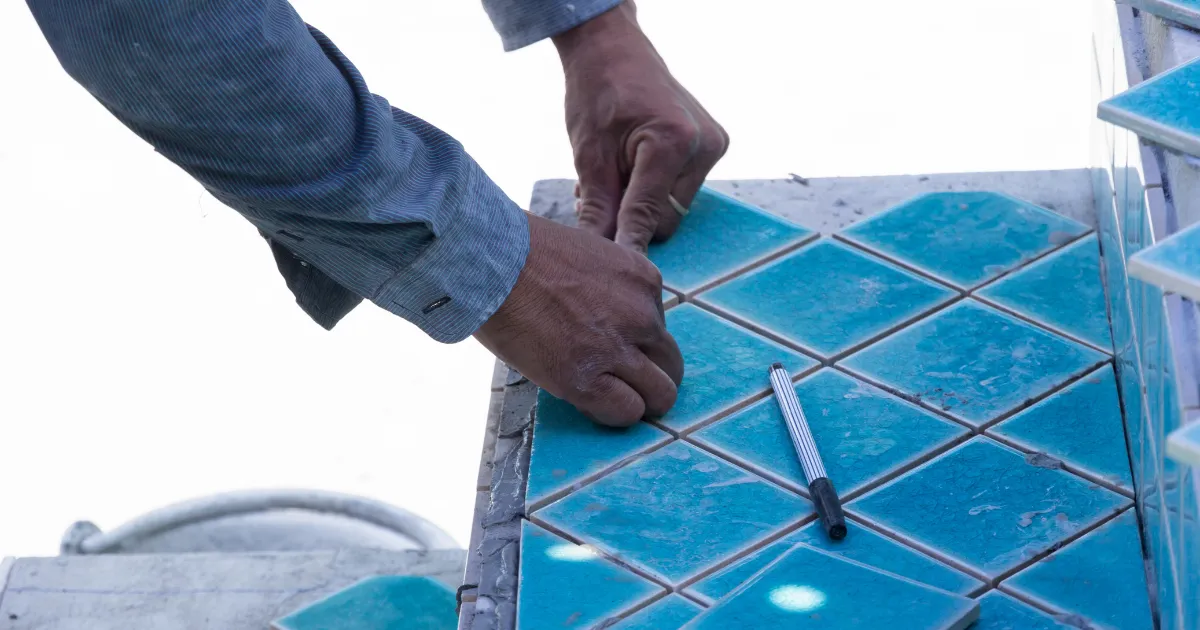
[
  {"xmin": 273, "ymin": 576, "xmax": 455, "ymax": 630},
  {"xmin": 848, "ymin": 438, "xmax": 1129, "ymax": 579},
  {"xmin": 973, "ymin": 591, "xmax": 1071, "ymax": 630},
  {"xmin": 1167, "ymin": 420, "xmax": 1200, "ymax": 467},
  {"xmin": 1005, "ymin": 510, "xmax": 1153, "ymax": 630},
  {"xmin": 610, "ymin": 595, "xmax": 702, "ymax": 629},
  {"xmin": 699, "ymin": 239, "xmax": 956, "ymax": 358},
  {"xmin": 516, "ymin": 520, "xmax": 662, "ymax": 630},
  {"xmin": 687, "ymin": 521, "xmax": 981, "ymax": 603},
  {"xmin": 840, "ymin": 192, "xmax": 1088, "ymax": 289},
  {"xmin": 692, "ymin": 369, "xmax": 966, "ymax": 495},
  {"xmin": 977, "ymin": 236, "xmax": 1113, "ymax": 350},
  {"xmin": 535, "ymin": 441, "xmax": 810, "ymax": 584},
  {"xmin": 1130, "ymin": 222, "xmax": 1200, "ymax": 303},
  {"xmin": 528, "ymin": 390, "xmax": 672, "ymax": 506},
  {"xmin": 660, "ymin": 304, "xmax": 817, "ymax": 432},
  {"xmin": 990, "ymin": 366, "xmax": 1133, "ymax": 490},
  {"xmin": 841, "ymin": 301, "xmax": 1106, "ymax": 427},
  {"xmin": 1124, "ymin": 0, "xmax": 1200, "ymax": 30},
  {"xmin": 1099, "ymin": 58, "xmax": 1200, "ymax": 158},
  {"xmin": 682, "ymin": 544, "xmax": 979, "ymax": 629},
  {"xmin": 648, "ymin": 187, "xmax": 812, "ymax": 293}
]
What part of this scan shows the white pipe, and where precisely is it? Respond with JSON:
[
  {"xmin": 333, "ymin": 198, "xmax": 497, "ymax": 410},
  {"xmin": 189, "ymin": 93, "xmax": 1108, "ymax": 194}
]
[{"xmin": 77, "ymin": 489, "xmax": 458, "ymax": 554}]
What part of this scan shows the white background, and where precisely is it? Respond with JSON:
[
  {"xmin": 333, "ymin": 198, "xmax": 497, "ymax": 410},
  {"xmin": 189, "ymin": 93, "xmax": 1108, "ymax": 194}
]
[{"xmin": 0, "ymin": 0, "xmax": 1091, "ymax": 556}]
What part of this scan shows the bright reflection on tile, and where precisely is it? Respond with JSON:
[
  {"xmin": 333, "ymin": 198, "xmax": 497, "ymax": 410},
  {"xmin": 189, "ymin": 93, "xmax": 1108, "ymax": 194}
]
[
  {"xmin": 545, "ymin": 543, "xmax": 599, "ymax": 562},
  {"xmin": 768, "ymin": 584, "xmax": 826, "ymax": 612}
]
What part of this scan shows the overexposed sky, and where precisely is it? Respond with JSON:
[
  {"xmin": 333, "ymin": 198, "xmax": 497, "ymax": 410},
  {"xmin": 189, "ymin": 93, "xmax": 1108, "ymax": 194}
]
[{"xmin": 0, "ymin": 0, "xmax": 1091, "ymax": 556}]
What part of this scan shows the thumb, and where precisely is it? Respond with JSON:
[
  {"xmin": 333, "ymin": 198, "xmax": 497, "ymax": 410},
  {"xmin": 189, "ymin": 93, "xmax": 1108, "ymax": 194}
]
[{"xmin": 616, "ymin": 141, "xmax": 683, "ymax": 253}]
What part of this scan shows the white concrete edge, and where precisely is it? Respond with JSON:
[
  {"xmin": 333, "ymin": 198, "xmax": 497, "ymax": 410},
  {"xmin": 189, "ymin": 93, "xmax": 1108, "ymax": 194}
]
[
  {"xmin": 1165, "ymin": 424, "xmax": 1200, "ymax": 466},
  {"xmin": 1097, "ymin": 97, "xmax": 1200, "ymax": 159},
  {"xmin": 1127, "ymin": 230, "xmax": 1200, "ymax": 301},
  {"xmin": 0, "ymin": 557, "xmax": 13, "ymax": 602},
  {"xmin": 1126, "ymin": 0, "xmax": 1200, "ymax": 32}
]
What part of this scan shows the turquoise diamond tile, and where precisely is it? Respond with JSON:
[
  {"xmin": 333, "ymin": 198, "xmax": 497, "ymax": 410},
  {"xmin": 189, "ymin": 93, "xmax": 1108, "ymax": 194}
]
[
  {"xmin": 687, "ymin": 521, "xmax": 981, "ymax": 603},
  {"xmin": 648, "ymin": 187, "xmax": 813, "ymax": 293},
  {"xmin": 990, "ymin": 366, "xmax": 1133, "ymax": 491},
  {"xmin": 516, "ymin": 520, "xmax": 662, "ymax": 630},
  {"xmin": 1099, "ymin": 58, "xmax": 1200, "ymax": 158},
  {"xmin": 272, "ymin": 576, "xmax": 455, "ymax": 630},
  {"xmin": 977, "ymin": 236, "xmax": 1113, "ymax": 350},
  {"xmin": 682, "ymin": 544, "xmax": 979, "ymax": 629},
  {"xmin": 1129, "ymin": 221, "xmax": 1200, "ymax": 303},
  {"xmin": 660, "ymin": 304, "xmax": 817, "ymax": 432},
  {"xmin": 973, "ymin": 591, "xmax": 1072, "ymax": 630},
  {"xmin": 840, "ymin": 192, "xmax": 1088, "ymax": 289},
  {"xmin": 534, "ymin": 441, "xmax": 810, "ymax": 584},
  {"xmin": 528, "ymin": 389, "xmax": 672, "ymax": 506},
  {"xmin": 1124, "ymin": 0, "xmax": 1200, "ymax": 30},
  {"xmin": 692, "ymin": 369, "xmax": 966, "ymax": 495},
  {"xmin": 848, "ymin": 438, "xmax": 1129, "ymax": 579},
  {"xmin": 610, "ymin": 595, "xmax": 702, "ymax": 629},
  {"xmin": 699, "ymin": 239, "xmax": 956, "ymax": 358},
  {"xmin": 841, "ymin": 300, "xmax": 1106, "ymax": 427},
  {"xmin": 1005, "ymin": 510, "xmax": 1153, "ymax": 630}
]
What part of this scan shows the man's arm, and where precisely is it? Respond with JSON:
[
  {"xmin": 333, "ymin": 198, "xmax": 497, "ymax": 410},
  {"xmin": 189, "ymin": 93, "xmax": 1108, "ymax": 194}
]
[{"xmin": 27, "ymin": 0, "xmax": 528, "ymax": 343}]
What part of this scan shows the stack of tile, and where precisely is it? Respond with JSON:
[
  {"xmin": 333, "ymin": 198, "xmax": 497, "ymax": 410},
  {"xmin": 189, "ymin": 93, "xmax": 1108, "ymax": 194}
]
[{"xmin": 516, "ymin": 188, "xmax": 1153, "ymax": 629}]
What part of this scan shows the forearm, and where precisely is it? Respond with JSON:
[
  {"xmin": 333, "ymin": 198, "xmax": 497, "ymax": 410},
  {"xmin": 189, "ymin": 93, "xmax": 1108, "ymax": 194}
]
[{"xmin": 26, "ymin": 0, "xmax": 528, "ymax": 342}]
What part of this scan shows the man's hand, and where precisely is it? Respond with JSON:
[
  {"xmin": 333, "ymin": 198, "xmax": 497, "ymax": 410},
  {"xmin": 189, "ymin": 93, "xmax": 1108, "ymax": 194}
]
[
  {"xmin": 553, "ymin": 1, "xmax": 729, "ymax": 253},
  {"xmin": 475, "ymin": 214, "xmax": 684, "ymax": 427}
]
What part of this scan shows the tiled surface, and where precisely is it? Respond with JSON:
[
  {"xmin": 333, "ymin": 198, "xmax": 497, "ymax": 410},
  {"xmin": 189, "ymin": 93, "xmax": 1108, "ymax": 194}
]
[
  {"xmin": 849, "ymin": 438, "xmax": 1129, "ymax": 579},
  {"xmin": 1099, "ymin": 58, "xmax": 1200, "ymax": 158},
  {"xmin": 647, "ymin": 186, "xmax": 813, "ymax": 293},
  {"xmin": 516, "ymin": 520, "xmax": 661, "ymax": 630},
  {"xmin": 683, "ymin": 544, "xmax": 980, "ymax": 630},
  {"xmin": 977, "ymin": 235, "xmax": 1113, "ymax": 350},
  {"xmin": 700, "ymin": 239, "xmax": 955, "ymax": 358},
  {"xmin": 1167, "ymin": 421, "xmax": 1200, "ymax": 466},
  {"xmin": 842, "ymin": 300, "xmax": 1106, "ymax": 427},
  {"xmin": 973, "ymin": 591, "xmax": 1072, "ymax": 630},
  {"xmin": 840, "ymin": 191, "xmax": 1088, "ymax": 289},
  {"xmin": 505, "ymin": 184, "xmax": 1152, "ymax": 630},
  {"xmin": 273, "ymin": 576, "xmax": 456, "ymax": 630},
  {"xmin": 1130, "ymin": 221, "xmax": 1200, "ymax": 302},
  {"xmin": 658, "ymin": 304, "xmax": 817, "ymax": 432},
  {"xmin": 534, "ymin": 441, "xmax": 810, "ymax": 584},
  {"xmin": 692, "ymin": 369, "xmax": 966, "ymax": 495},
  {"xmin": 989, "ymin": 365, "xmax": 1134, "ymax": 490},
  {"xmin": 1004, "ymin": 510, "xmax": 1153, "ymax": 630},
  {"xmin": 527, "ymin": 390, "xmax": 671, "ymax": 506},
  {"xmin": 1126, "ymin": 0, "xmax": 1200, "ymax": 32},
  {"xmin": 609, "ymin": 595, "xmax": 702, "ymax": 629}
]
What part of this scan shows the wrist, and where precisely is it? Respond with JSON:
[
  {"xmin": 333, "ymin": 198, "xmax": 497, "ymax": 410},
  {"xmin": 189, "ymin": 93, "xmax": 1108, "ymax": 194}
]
[{"xmin": 552, "ymin": 2, "xmax": 643, "ymax": 64}]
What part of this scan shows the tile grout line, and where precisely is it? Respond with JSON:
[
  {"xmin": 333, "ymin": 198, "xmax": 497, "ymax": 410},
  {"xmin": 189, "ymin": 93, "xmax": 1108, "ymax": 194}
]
[
  {"xmin": 968, "ymin": 229, "xmax": 1097, "ymax": 295},
  {"xmin": 662, "ymin": 360, "xmax": 824, "ymax": 439},
  {"xmin": 982, "ymin": 428, "xmax": 1136, "ymax": 499},
  {"xmin": 523, "ymin": 433, "xmax": 676, "ymax": 514},
  {"xmin": 686, "ymin": 299, "xmax": 825, "ymax": 366},
  {"xmin": 991, "ymin": 505, "xmax": 1134, "ymax": 591},
  {"xmin": 831, "ymin": 233, "xmax": 967, "ymax": 293},
  {"xmin": 837, "ymin": 432, "xmax": 976, "ymax": 504},
  {"xmin": 670, "ymin": 233, "xmax": 821, "ymax": 300},
  {"xmin": 838, "ymin": 510, "xmax": 992, "ymax": 586},
  {"xmin": 600, "ymin": 591, "xmax": 673, "ymax": 626},
  {"xmin": 526, "ymin": 514, "xmax": 676, "ymax": 593},
  {"xmin": 829, "ymin": 363, "xmax": 979, "ymax": 432},
  {"xmin": 973, "ymin": 358, "xmax": 1114, "ymax": 433},
  {"xmin": 670, "ymin": 515, "xmax": 817, "ymax": 600},
  {"xmin": 970, "ymin": 292, "xmax": 1114, "ymax": 356},
  {"xmin": 992, "ymin": 584, "xmax": 1070, "ymax": 621},
  {"xmin": 682, "ymin": 435, "xmax": 810, "ymax": 498}
]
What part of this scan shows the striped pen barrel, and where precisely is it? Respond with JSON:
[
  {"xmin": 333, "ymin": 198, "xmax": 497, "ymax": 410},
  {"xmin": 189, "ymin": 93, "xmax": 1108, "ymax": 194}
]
[{"xmin": 768, "ymin": 363, "xmax": 848, "ymax": 540}]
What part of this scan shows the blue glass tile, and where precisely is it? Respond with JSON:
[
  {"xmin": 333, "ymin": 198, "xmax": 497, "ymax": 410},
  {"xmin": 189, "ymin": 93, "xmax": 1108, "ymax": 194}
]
[
  {"xmin": 699, "ymin": 240, "xmax": 955, "ymax": 358},
  {"xmin": 273, "ymin": 576, "xmax": 455, "ymax": 630},
  {"xmin": 973, "ymin": 591, "xmax": 1071, "ymax": 630},
  {"xmin": 1125, "ymin": 0, "xmax": 1200, "ymax": 29},
  {"xmin": 660, "ymin": 304, "xmax": 817, "ymax": 432},
  {"xmin": 840, "ymin": 192, "xmax": 1088, "ymax": 289},
  {"xmin": 610, "ymin": 595, "xmax": 702, "ymax": 629},
  {"xmin": 692, "ymin": 369, "xmax": 966, "ymax": 495},
  {"xmin": 648, "ymin": 187, "xmax": 813, "ymax": 293},
  {"xmin": 1005, "ymin": 510, "xmax": 1153, "ymax": 630},
  {"xmin": 682, "ymin": 544, "xmax": 979, "ymax": 629},
  {"xmin": 534, "ymin": 441, "xmax": 810, "ymax": 584},
  {"xmin": 516, "ymin": 520, "xmax": 662, "ymax": 630},
  {"xmin": 528, "ymin": 390, "xmax": 672, "ymax": 506},
  {"xmin": 1167, "ymin": 421, "xmax": 1200, "ymax": 467},
  {"xmin": 841, "ymin": 301, "xmax": 1106, "ymax": 427},
  {"xmin": 977, "ymin": 236, "xmax": 1113, "ymax": 350},
  {"xmin": 848, "ymin": 438, "xmax": 1129, "ymax": 579},
  {"xmin": 1130, "ymin": 222, "xmax": 1200, "ymax": 302},
  {"xmin": 1099, "ymin": 58, "xmax": 1200, "ymax": 158},
  {"xmin": 990, "ymin": 366, "xmax": 1133, "ymax": 490}
]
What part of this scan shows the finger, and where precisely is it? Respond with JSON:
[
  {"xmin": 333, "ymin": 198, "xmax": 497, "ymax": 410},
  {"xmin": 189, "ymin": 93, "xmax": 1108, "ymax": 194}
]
[
  {"xmin": 616, "ymin": 142, "xmax": 687, "ymax": 253},
  {"xmin": 575, "ymin": 149, "xmax": 623, "ymax": 240},
  {"xmin": 572, "ymin": 374, "xmax": 646, "ymax": 428},
  {"xmin": 656, "ymin": 170, "xmax": 707, "ymax": 242},
  {"xmin": 640, "ymin": 323, "xmax": 685, "ymax": 387},
  {"xmin": 612, "ymin": 351, "xmax": 678, "ymax": 417}
]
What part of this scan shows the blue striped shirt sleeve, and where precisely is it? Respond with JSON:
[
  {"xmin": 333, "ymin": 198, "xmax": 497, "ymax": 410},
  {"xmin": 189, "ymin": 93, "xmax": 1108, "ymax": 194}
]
[
  {"xmin": 482, "ymin": 0, "xmax": 624, "ymax": 51},
  {"xmin": 26, "ymin": 0, "xmax": 531, "ymax": 343}
]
